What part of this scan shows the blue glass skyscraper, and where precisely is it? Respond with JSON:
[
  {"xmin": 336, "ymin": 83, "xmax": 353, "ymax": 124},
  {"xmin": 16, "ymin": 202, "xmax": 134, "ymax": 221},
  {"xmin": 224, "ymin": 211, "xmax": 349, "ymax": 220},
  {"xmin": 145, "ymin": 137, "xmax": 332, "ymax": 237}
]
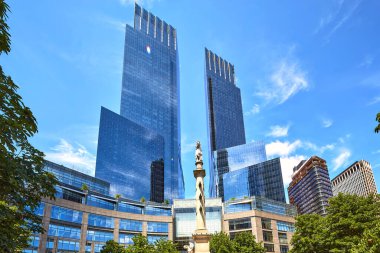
[{"xmin": 95, "ymin": 4, "xmax": 184, "ymax": 201}]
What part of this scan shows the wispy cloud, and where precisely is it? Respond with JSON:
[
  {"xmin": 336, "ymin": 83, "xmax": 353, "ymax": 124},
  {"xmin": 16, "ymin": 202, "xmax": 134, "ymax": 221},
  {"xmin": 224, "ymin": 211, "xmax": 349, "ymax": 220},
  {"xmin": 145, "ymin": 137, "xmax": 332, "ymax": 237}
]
[
  {"xmin": 266, "ymin": 140, "xmax": 302, "ymax": 157},
  {"xmin": 322, "ymin": 118, "xmax": 333, "ymax": 128},
  {"xmin": 245, "ymin": 104, "xmax": 260, "ymax": 116},
  {"xmin": 266, "ymin": 125, "xmax": 290, "ymax": 138},
  {"xmin": 181, "ymin": 134, "xmax": 195, "ymax": 155},
  {"xmin": 367, "ymin": 96, "xmax": 380, "ymax": 106},
  {"xmin": 362, "ymin": 72, "xmax": 380, "ymax": 87},
  {"xmin": 45, "ymin": 139, "xmax": 96, "ymax": 176},
  {"xmin": 316, "ymin": 0, "xmax": 364, "ymax": 41},
  {"xmin": 256, "ymin": 53, "xmax": 308, "ymax": 105},
  {"xmin": 359, "ymin": 54, "xmax": 375, "ymax": 68},
  {"xmin": 332, "ymin": 149, "xmax": 351, "ymax": 171}
]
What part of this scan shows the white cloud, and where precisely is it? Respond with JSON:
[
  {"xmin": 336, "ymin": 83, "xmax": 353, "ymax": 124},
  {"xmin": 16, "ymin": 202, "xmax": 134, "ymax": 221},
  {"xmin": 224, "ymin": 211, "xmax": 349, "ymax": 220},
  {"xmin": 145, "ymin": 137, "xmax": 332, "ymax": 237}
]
[
  {"xmin": 266, "ymin": 140, "xmax": 302, "ymax": 157},
  {"xmin": 303, "ymin": 141, "xmax": 335, "ymax": 154},
  {"xmin": 280, "ymin": 155, "xmax": 306, "ymax": 186},
  {"xmin": 45, "ymin": 139, "xmax": 96, "ymax": 176},
  {"xmin": 316, "ymin": 0, "xmax": 363, "ymax": 40},
  {"xmin": 181, "ymin": 135, "xmax": 195, "ymax": 155},
  {"xmin": 256, "ymin": 57, "xmax": 308, "ymax": 105},
  {"xmin": 367, "ymin": 96, "xmax": 380, "ymax": 106},
  {"xmin": 332, "ymin": 149, "xmax": 351, "ymax": 171},
  {"xmin": 359, "ymin": 54, "xmax": 375, "ymax": 68},
  {"xmin": 322, "ymin": 118, "xmax": 333, "ymax": 128},
  {"xmin": 266, "ymin": 125, "xmax": 290, "ymax": 138},
  {"xmin": 245, "ymin": 104, "xmax": 260, "ymax": 116}
]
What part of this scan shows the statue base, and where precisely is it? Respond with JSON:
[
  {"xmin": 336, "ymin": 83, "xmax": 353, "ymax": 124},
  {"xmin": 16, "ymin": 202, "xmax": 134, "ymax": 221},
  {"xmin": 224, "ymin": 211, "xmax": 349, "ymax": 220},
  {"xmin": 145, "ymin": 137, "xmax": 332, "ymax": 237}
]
[{"xmin": 192, "ymin": 229, "xmax": 211, "ymax": 253}]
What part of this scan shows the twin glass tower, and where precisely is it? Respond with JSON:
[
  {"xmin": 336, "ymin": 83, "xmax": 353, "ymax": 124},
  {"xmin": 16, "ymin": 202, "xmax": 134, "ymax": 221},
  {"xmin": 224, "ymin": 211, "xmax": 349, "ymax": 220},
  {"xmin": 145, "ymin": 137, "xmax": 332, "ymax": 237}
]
[
  {"xmin": 95, "ymin": 4, "xmax": 183, "ymax": 202},
  {"xmin": 95, "ymin": 4, "xmax": 286, "ymax": 204}
]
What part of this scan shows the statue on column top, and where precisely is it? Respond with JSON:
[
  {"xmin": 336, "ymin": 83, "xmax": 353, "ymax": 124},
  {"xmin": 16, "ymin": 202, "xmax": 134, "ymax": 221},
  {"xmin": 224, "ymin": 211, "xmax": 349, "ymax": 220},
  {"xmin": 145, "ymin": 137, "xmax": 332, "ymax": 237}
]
[{"xmin": 195, "ymin": 141, "xmax": 203, "ymax": 163}]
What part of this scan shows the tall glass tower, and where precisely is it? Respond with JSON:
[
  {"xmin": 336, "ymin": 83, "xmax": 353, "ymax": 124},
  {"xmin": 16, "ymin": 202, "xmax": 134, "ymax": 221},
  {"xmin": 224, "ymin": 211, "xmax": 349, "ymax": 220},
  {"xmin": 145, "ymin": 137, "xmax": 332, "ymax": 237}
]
[{"xmin": 95, "ymin": 4, "xmax": 184, "ymax": 201}]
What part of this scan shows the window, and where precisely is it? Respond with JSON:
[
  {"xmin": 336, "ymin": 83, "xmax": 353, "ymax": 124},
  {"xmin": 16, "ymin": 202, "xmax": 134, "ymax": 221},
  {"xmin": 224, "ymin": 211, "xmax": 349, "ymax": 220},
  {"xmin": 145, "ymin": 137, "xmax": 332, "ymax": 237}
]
[
  {"xmin": 261, "ymin": 218, "xmax": 272, "ymax": 230},
  {"xmin": 225, "ymin": 203, "xmax": 251, "ymax": 213},
  {"xmin": 145, "ymin": 206, "xmax": 171, "ymax": 216},
  {"xmin": 86, "ymin": 230, "xmax": 113, "ymax": 242},
  {"xmin": 280, "ymin": 245, "xmax": 289, "ymax": 253},
  {"xmin": 263, "ymin": 231, "xmax": 273, "ymax": 242},
  {"xmin": 147, "ymin": 235, "xmax": 167, "ymax": 243},
  {"xmin": 147, "ymin": 222, "xmax": 168, "ymax": 233},
  {"xmin": 119, "ymin": 219, "xmax": 143, "ymax": 232},
  {"xmin": 51, "ymin": 206, "xmax": 83, "ymax": 224},
  {"xmin": 264, "ymin": 243, "xmax": 275, "ymax": 252},
  {"xmin": 48, "ymin": 224, "xmax": 81, "ymax": 239},
  {"xmin": 57, "ymin": 240, "xmax": 80, "ymax": 251},
  {"xmin": 277, "ymin": 221, "xmax": 295, "ymax": 232},
  {"xmin": 55, "ymin": 186, "xmax": 83, "ymax": 203},
  {"xmin": 87, "ymin": 196, "xmax": 115, "ymax": 210},
  {"xmin": 229, "ymin": 218, "xmax": 251, "ymax": 231},
  {"xmin": 88, "ymin": 214, "xmax": 114, "ymax": 228},
  {"xmin": 118, "ymin": 202, "xmax": 143, "ymax": 214},
  {"xmin": 278, "ymin": 232, "xmax": 288, "ymax": 244},
  {"xmin": 119, "ymin": 233, "xmax": 135, "ymax": 245}
]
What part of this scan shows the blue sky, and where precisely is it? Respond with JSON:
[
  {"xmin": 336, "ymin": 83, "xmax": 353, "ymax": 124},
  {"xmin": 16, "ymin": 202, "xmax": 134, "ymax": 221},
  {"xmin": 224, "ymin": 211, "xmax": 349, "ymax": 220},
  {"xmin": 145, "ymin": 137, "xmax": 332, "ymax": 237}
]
[{"xmin": 2, "ymin": 0, "xmax": 380, "ymax": 199}]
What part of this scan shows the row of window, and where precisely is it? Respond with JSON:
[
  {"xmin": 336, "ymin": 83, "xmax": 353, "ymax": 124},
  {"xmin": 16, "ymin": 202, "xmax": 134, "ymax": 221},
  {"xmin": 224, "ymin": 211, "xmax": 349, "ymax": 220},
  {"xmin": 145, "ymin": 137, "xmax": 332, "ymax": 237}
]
[{"xmin": 228, "ymin": 218, "xmax": 294, "ymax": 232}]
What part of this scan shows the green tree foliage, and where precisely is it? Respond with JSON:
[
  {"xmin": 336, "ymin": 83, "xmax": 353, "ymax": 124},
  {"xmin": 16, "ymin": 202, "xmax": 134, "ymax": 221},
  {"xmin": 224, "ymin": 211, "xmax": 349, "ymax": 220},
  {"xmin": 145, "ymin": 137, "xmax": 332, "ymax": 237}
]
[
  {"xmin": 124, "ymin": 234, "xmax": 177, "ymax": 253},
  {"xmin": 210, "ymin": 231, "xmax": 265, "ymax": 253},
  {"xmin": 0, "ymin": 1, "xmax": 57, "ymax": 251},
  {"xmin": 100, "ymin": 240, "xmax": 127, "ymax": 253},
  {"xmin": 375, "ymin": 113, "xmax": 380, "ymax": 133},
  {"xmin": 233, "ymin": 232, "xmax": 266, "ymax": 253},
  {"xmin": 290, "ymin": 194, "xmax": 380, "ymax": 253}
]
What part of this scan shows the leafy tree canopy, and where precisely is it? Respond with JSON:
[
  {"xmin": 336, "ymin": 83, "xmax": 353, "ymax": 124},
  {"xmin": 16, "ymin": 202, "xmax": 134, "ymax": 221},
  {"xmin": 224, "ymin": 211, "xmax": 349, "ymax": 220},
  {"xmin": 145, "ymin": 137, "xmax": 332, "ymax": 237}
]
[
  {"xmin": 0, "ymin": 0, "xmax": 57, "ymax": 251},
  {"xmin": 375, "ymin": 113, "xmax": 380, "ymax": 133},
  {"xmin": 100, "ymin": 240, "xmax": 127, "ymax": 253},
  {"xmin": 290, "ymin": 193, "xmax": 380, "ymax": 253},
  {"xmin": 210, "ymin": 231, "xmax": 265, "ymax": 253}
]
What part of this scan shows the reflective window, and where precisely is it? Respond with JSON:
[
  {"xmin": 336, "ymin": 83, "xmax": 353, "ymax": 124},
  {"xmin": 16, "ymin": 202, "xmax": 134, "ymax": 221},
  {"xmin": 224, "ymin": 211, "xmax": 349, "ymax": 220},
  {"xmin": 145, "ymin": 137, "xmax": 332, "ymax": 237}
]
[
  {"xmin": 46, "ymin": 238, "xmax": 54, "ymax": 249},
  {"xmin": 119, "ymin": 219, "xmax": 142, "ymax": 231},
  {"xmin": 147, "ymin": 222, "xmax": 168, "ymax": 233},
  {"xmin": 277, "ymin": 221, "xmax": 295, "ymax": 232},
  {"xmin": 86, "ymin": 230, "xmax": 113, "ymax": 242},
  {"xmin": 55, "ymin": 186, "xmax": 83, "ymax": 203},
  {"xmin": 34, "ymin": 203, "xmax": 45, "ymax": 216},
  {"xmin": 147, "ymin": 235, "xmax": 167, "ymax": 244},
  {"xmin": 57, "ymin": 240, "xmax": 80, "ymax": 251},
  {"xmin": 48, "ymin": 224, "xmax": 81, "ymax": 239},
  {"xmin": 229, "ymin": 218, "xmax": 251, "ymax": 231},
  {"xmin": 145, "ymin": 206, "xmax": 171, "ymax": 216},
  {"xmin": 88, "ymin": 214, "xmax": 114, "ymax": 228},
  {"xmin": 51, "ymin": 206, "xmax": 83, "ymax": 224},
  {"xmin": 118, "ymin": 202, "xmax": 143, "ymax": 214},
  {"xmin": 119, "ymin": 233, "xmax": 135, "ymax": 245},
  {"xmin": 224, "ymin": 202, "xmax": 251, "ymax": 213},
  {"xmin": 87, "ymin": 195, "xmax": 115, "ymax": 210}
]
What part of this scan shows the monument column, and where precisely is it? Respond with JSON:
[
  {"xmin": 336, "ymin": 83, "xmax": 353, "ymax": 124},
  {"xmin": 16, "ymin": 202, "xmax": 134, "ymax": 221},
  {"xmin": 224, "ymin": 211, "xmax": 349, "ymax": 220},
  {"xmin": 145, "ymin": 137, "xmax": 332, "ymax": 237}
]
[{"xmin": 192, "ymin": 141, "xmax": 211, "ymax": 253}]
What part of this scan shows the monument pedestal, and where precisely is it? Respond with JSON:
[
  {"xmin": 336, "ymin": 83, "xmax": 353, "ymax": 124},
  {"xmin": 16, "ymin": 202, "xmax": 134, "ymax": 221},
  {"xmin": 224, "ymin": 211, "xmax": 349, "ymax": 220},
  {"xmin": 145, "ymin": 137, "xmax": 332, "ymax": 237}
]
[{"xmin": 192, "ymin": 230, "xmax": 211, "ymax": 253}]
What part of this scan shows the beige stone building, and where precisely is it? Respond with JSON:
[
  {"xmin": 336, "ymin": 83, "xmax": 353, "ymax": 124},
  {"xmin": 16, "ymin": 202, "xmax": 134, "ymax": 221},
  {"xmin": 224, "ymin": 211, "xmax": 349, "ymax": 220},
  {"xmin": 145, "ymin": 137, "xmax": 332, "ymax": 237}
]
[{"xmin": 332, "ymin": 160, "xmax": 377, "ymax": 196}]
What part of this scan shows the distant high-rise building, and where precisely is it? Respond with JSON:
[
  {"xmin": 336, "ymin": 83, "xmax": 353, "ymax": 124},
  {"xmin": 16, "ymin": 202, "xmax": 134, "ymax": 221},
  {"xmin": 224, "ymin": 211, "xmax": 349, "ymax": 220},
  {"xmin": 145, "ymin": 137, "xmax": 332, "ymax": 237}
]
[
  {"xmin": 204, "ymin": 48, "xmax": 246, "ymax": 152},
  {"xmin": 332, "ymin": 160, "xmax": 377, "ymax": 196},
  {"xmin": 95, "ymin": 4, "xmax": 184, "ymax": 201},
  {"xmin": 223, "ymin": 158, "xmax": 286, "ymax": 203},
  {"xmin": 288, "ymin": 156, "xmax": 333, "ymax": 215}
]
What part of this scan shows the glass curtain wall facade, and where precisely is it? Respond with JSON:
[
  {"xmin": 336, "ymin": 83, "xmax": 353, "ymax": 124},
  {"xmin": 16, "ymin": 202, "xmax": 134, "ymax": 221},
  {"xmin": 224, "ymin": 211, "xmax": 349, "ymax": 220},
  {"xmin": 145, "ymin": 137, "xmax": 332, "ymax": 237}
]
[
  {"xmin": 120, "ymin": 4, "xmax": 183, "ymax": 200},
  {"xmin": 223, "ymin": 158, "xmax": 286, "ymax": 202},
  {"xmin": 288, "ymin": 156, "xmax": 333, "ymax": 215},
  {"xmin": 95, "ymin": 3, "xmax": 184, "ymax": 201},
  {"xmin": 210, "ymin": 141, "xmax": 267, "ymax": 199},
  {"xmin": 96, "ymin": 107, "xmax": 164, "ymax": 201}
]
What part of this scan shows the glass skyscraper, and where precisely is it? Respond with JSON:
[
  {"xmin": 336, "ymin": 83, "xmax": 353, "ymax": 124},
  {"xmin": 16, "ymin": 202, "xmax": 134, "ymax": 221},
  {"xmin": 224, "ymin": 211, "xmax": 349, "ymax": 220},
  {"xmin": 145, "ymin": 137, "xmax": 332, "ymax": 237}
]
[
  {"xmin": 209, "ymin": 141, "xmax": 267, "ymax": 198},
  {"xmin": 223, "ymin": 158, "xmax": 286, "ymax": 202},
  {"xmin": 95, "ymin": 4, "xmax": 184, "ymax": 201},
  {"xmin": 204, "ymin": 48, "xmax": 246, "ymax": 152}
]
